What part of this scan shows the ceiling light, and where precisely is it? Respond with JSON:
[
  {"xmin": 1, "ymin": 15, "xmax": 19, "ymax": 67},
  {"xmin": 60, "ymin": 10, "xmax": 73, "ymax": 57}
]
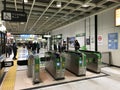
[
  {"xmin": 24, "ymin": 0, "xmax": 28, "ymax": 3},
  {"xmin": 57, "ymin": 1, "xmax": 61, "ymax": 8},
  {"xmin": 82, "ymin": 4, "xmax": 89, "ymax": 7},
  {"xmin": 44, "ymin": 35, "xmax": 51, "ymax": 38},
  {"xmin": 20, "ymin": 22, "xmax": 24, "ymax": 24},
  {"xmin": 0, "ymin": 24, "xmax": 6, "ymax": 32},
  {"xmin": 46, "ymin": 17, "xmax": 49, "ymax": 19}
]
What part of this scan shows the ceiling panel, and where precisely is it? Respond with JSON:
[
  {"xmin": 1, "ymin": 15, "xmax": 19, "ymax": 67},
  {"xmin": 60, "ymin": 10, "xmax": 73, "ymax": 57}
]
[{"xmin": 0, "ymin": 0, "xmax": 120, "ymax": 34}]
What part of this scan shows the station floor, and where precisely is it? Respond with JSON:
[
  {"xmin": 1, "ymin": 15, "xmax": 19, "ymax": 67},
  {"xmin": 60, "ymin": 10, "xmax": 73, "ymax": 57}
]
[{"xmin": 0, "ymin": 48, "xmax": 120, "ymax": 90}]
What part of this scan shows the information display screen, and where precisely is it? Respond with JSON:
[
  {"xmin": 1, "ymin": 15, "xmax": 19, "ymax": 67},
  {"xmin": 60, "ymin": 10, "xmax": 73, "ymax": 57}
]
[{"xmin": 115, "ymin": 8, "xmax": 120, "ymax": 26}]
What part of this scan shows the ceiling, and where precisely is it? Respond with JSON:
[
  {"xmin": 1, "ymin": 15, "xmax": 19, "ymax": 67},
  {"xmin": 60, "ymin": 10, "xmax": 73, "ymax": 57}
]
[{"xmin": 0, "ymin": 0, "xmax": 120, "ymax": 35}]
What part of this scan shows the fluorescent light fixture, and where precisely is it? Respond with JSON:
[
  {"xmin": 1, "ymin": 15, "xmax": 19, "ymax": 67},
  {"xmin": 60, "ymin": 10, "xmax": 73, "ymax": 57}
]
[
  {"xmin": 20, "ymin": 22, "xmax": 24, "ymax": 24},
  {"xmin": 45, "ymin": 16, "xmax": 49, "ymax": 19},
  {"xmin": 82, "ymin": 4, "xmax": 89, "ymax": 7},
  {"xmin": 57, "ymin": 1, "xmax": 61, "ymax": 8},
  {"xmin": 57, "ymin": 35, "xmax": 61, "ymax": 38},
  {"xmin": 44, "ymin": 35, "xmax": 51, "ymax": 38},
  {"xmin": 24, "ymin": 0, "xmax": 28, "ymax": 3}
]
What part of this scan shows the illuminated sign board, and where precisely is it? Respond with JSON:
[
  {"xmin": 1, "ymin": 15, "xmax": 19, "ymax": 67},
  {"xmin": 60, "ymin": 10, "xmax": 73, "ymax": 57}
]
[
  {"xmin": 1, "ymin": 10, "xmax": 27, "ymax": 22},
  {"xmin": 115, "ymin": 8, "xmax": 120, "ymax": 26}
]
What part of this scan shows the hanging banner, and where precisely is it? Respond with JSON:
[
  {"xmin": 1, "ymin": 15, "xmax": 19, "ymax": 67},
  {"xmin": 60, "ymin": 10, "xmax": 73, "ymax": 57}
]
[{"xmin": 108, "ymin": 33, "xmax": 118, "ymax": 49}]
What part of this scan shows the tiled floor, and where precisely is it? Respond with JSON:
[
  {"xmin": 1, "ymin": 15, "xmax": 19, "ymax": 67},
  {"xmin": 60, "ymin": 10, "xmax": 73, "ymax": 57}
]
[
  {"xmin": 36, "ymin": 75, "xmax": 120, "ymax": 90},
  {"xmin": 14, "ymin": 67, "xmax": 107, "ymax": 90},
  {"xmin": 1, "ymin": 47, "xmax": 120, "ymax": 90}
]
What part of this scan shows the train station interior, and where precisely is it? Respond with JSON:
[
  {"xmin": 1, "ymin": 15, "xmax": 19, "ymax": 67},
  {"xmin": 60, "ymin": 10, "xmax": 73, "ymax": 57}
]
[{"xmin": 0, "ymin": 0, "xmax": 120, "ymax": 90}]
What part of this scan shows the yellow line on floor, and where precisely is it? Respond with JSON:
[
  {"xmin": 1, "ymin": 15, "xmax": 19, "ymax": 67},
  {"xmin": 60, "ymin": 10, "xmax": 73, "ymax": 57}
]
[
  {"xmin": 0, "ymin": 60, "xmax": 17, "ymax": 90},
  {"xmin": 0, "ymin": 53, "xmax": 18, "ymax": 90}
]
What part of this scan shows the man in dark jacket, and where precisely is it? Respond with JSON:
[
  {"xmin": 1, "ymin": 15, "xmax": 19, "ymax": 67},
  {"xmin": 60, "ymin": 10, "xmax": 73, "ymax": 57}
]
[
  {"xmin": 13, "ymin": 43, "xmax": 18, "ymax": 60},
  {"xmin": 74, "ymin": 40, "xmax": 80, "ymax": 51}
]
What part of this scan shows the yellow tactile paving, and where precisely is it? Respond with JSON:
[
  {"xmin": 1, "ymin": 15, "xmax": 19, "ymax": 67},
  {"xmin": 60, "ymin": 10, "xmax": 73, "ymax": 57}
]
[
  {"xmin": 0, "ymin": 60, "xmax": 17, "ymax": 90},
  {"xmin": 0, "ymin": 55, "xmax": 18, "ymax": 90}
]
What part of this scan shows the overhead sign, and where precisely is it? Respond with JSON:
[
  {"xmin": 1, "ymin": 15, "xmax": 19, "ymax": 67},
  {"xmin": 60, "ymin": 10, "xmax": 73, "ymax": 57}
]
[
  {"xmin": 1, "ymin": 10, "xmax": 27, "ymax": 22},
  {"xmin": 115, "ymin": 8, "xmax": 120, "ymax": 26}
]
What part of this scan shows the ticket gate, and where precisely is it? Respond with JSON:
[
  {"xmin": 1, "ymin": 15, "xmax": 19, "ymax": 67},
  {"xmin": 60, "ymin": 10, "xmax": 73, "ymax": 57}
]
[
  {"xmin": 17, "ymin": 49, "xmax": 40, "ymax": 84},
  {"xmin": 63, "ymin": 51, "xmax": 86, "ymax": 76},
  {"xmin": 78, "ymin": 50, "xmax": 102, "ymax": 73},
  {"xmin": 45, "ymin": 51, "xmax": 65, "ymax": 80}
]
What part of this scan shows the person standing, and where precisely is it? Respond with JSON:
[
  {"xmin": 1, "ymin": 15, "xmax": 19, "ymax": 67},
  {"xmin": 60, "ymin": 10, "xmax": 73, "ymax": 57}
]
[
  {"xmin": 54, "ymin": 43, "xmax": 57, "ymax": 52},
  {"xmin": 36, "ymin": 42, "xmax": 40, "ymax": 53},
  {"xmin": 6, "ymin": 43, "xmax": 12, "ymax": 57},
  {"xmin": 32, "ymin": 42, "xmax": 37, "ymax": 54},
  {"xmin": 62, "ymin": 41, "xmax": 66, "ymax": 52},
  {"xmin": 74, "ymin": 40, "xmax": 80, "ymax": 51},
  {"xmin": 12, "ymin": 43, "xmax": 18, "ymax": 60}
]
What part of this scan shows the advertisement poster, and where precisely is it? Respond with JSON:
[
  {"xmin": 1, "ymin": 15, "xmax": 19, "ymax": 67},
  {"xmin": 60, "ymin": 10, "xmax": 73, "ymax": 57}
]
[
  {"xmin": 108, "ymin": 33, "xmax": 118, "ymax": 49},
  {"xmin": 76, "ymin": 33, "xmax": 85, "ymax": 47},
  {"xmin": 68, "ymin": 37, "xmax": 75, "ymax": 50}
]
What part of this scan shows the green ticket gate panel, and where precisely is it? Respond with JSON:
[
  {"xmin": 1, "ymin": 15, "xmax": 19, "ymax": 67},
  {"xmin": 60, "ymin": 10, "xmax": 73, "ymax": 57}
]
[
  {"xmin": 63, "ymin": 51, "xmax": 86, "ymax": 76},
  {"xmin": 45, "ymin": 51, "xmax": 65, "ymax": 80},
  {"xmin": 78, "ymin": 50, "xmax": 101, "ymax": 73},
  {"xmin": 32, "ymin": 55, "xmax": 40, "ymax": 84}
]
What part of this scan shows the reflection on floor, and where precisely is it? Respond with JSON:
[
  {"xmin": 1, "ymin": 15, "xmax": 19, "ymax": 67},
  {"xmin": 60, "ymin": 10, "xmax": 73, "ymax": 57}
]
[
  {"xmin": 14, "ymin": 65, "xmax": 107, "ymax": 90},
  {"xmin": 1, "ymin": 47, "xmax": 120, "ymax": 90}
]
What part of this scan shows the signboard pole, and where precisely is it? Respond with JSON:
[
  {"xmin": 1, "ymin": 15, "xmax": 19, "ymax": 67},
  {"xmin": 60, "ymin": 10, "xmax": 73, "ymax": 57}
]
[
  {"xmin": 4, "ymin": 0, "xmax": 6, "ymax": 10},
  {"xmin": 23, "ymin": 0, "xmax": 25, "ymax": 12}
]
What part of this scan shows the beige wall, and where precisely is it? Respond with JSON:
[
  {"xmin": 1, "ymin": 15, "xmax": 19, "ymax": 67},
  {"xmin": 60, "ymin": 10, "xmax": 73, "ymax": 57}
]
[{"xmin": 51, "ymin": 7, "xmax": 120, "ymax": 66}]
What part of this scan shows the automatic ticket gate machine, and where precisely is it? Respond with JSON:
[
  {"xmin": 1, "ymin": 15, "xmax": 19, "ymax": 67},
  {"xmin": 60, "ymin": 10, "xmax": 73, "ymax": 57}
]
[
  {"xmin": 45, "ymin": 51, "xmax": 65, "ymax": 80},
  {"xmin": 78, "ymin": 50, "xmax": 102, "ymax": 73},
  {"xmin": 63, "ymin": 51, "xmax": 86, "ymax": 76},
  {"xmin": 17, "ymin": 49, "xmax": 41, "ymax": 84}
]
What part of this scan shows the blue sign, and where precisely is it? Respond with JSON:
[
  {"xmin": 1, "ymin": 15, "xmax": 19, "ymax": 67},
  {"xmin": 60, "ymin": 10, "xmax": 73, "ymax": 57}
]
[{"xmin": 108, "ymin": 33, "xmax": 118, "ymax": 49}]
